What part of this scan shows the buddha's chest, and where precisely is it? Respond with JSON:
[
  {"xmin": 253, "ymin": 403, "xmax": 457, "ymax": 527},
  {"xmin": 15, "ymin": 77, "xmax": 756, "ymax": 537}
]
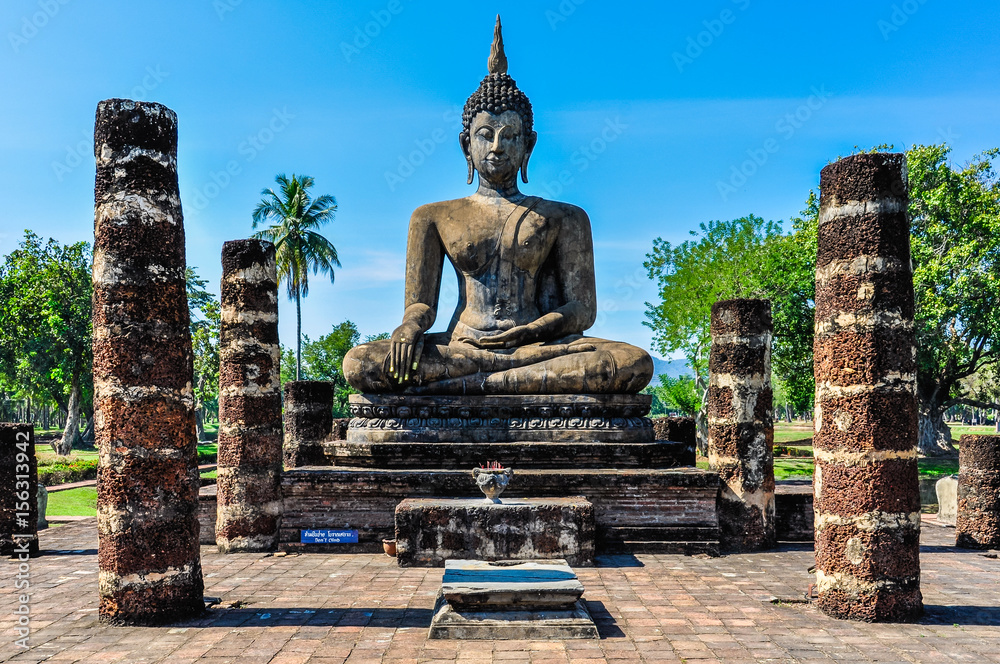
[{"xmin": 438, "ymin": 212, "xmax": 558, "ymax": 275}]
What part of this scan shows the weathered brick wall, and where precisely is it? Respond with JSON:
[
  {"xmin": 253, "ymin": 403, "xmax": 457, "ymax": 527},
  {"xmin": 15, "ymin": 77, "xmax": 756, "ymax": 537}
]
[
  {"xmin": 813, "ymin": 152, "xmax": 922, "ymax": 622},
  {"xmin": 93, "ymin": 99, "xmax": 203, "ymax": 625},
  {"xmin": 708, "ymin": 299, "xmax": 775, "ymax": 552},
  {"xmin": 216, "ymin": 239, "xmax": 283, "ymax": 552},
  {"xmin": 956, "ymin": 434, "xmax": 1000, "ymax": 549}
]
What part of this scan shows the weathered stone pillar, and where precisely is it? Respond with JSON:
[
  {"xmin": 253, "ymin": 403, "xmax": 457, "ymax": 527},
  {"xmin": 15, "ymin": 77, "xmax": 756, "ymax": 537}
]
[
  {"xmin": 1, "ymin": 424, "xmax": 39, "ymax": 558},
  {"xmin": 93, "ymin": 99, "xmax": 203, "ymax": 625},
  {"xmin": 707, "ymin": 299, "xmax": 775, "ymax": 552},
  {"xmin": 216, "ymin": 239, "xmax": 283, "ymax": 552},
  {"xmin": 813, "ymin": 152, "xmax": 922, "ymax": 622},
  {"xmin": 283, "ymin": 381, "xmax": 333, "ymax": 468},
  {"xmin": 956, "ymin": 435, "xmax": 1000, "ymax": 549},
  {"xmin": 652, "ymin": 416, "xmax": 697, "ymax": 466}
]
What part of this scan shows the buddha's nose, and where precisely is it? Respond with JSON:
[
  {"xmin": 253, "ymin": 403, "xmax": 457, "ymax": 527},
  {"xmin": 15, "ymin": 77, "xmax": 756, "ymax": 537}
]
[{"xmin": 491, "ymin": 134, "xmax": 504, "ymax": 153}]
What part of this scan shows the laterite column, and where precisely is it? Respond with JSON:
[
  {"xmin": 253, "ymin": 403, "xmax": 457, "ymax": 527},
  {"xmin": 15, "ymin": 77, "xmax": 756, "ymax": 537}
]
[
  {"xmin": 283, "ymin": 381, "xmax": 333, "ymax": 467},
  {"xmin": 707, "ymin": 299, "xmax": 775, "ymax": 551},
  {"xmin": 93, "ymin": 99, "xmax": 203, "ymax": 624},
  {"xmin": 956, "ymin": 435, "xmax": 1000, "ymax": 549},
  {"xmin": 216, "ymin": 240, "xmax": 283, "ymax": 552},
  {"xmin": 653, "ymin": 416, "xmax": 697, "ymax": 466},
  {"xmin": 813, "ymin": 152, "xmax": 922, "ymax": 621},
  {"xmin": 1, "ymin": 424, "xmax": 39, "ymax": 557}
]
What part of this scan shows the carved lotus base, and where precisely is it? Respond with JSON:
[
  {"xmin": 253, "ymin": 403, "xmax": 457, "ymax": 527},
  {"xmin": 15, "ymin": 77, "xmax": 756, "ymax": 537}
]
[{"xmin": 346, "ymin": 393, "xmax": 653, "ymax": 444}]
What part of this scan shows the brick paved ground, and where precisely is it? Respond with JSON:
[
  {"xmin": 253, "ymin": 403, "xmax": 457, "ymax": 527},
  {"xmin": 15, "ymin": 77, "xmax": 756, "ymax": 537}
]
[{"xmin": 1, "ymin": 515, "xmax": 998, "ymax": 663}]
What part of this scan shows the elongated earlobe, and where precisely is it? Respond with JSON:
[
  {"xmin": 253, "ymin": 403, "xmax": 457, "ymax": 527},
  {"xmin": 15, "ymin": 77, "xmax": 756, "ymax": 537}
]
[
  {"xmin": 467, "ymin": 158, "xmax": 475, "ymax": 185},
  {"xmin": 520, "ymin": 159, "xmax": 529, "ymax": 184}
]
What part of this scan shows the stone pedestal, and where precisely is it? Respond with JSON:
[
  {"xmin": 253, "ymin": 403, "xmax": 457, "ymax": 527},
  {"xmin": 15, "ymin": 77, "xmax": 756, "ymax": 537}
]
[
  {"xmin": 428, "ymin": 559, "xmax": 598, "ymax": 639},
  {"xmin": 813, "ymin": 152, "xmax": 922, "ymax": 622},
  {"xmin": 956, "ymin": 434, "xmax": 1000, "ymax": 549},
  {"xmin": 708, "ymin": 298, "xmax": 775, "ymax": 552},
  {"xmin": 283, "ymin": 381, "xmax": 333, "ymax": 468},
  {"xmin": 1, "ymin": 424, "xmax": 39, "ymax": 558},
  {"xmin": 395, "ymin": 497, "xmax": 594, "ymax": 567},
  {"xmin": 93, "ymin": 98, "xmax": 204, "ymax": 625},
  {"xmin": 347, "ymin": 393, "xmax": 653, "ymax": 444},
  {"xmin": 216, "ymin": 239, "xmax": 283, "ymax": 552}
]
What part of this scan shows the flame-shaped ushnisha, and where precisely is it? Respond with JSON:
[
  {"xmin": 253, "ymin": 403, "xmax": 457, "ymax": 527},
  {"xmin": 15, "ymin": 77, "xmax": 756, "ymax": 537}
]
[{"xmin": 488, "ymin": 15, "xmax": 508, "ymax": 75}]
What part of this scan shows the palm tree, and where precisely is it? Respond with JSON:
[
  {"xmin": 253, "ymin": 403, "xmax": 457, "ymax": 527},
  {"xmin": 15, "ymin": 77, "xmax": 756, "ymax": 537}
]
[{"xmin": 252, "ymin": 174, "xmax": 340, "ymax": 380}]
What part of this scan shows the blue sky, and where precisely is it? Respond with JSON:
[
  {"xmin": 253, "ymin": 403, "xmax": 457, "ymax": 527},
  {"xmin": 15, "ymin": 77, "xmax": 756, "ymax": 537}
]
[{"xmin": 3, "ymin": 0, "xmax": 999, "ymax": 356}]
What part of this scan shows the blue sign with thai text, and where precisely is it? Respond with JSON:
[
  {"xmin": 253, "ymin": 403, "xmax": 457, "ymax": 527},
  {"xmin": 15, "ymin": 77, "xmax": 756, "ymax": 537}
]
[{"xmin": 300, "ymin": 529, "xmax": 358, "ymax": 544}]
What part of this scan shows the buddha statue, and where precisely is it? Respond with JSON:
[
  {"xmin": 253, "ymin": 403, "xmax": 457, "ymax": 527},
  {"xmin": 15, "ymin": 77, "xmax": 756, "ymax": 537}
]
[{"xmin": 343, "ymin": 17, "xmax": 653, "ymax": 397}]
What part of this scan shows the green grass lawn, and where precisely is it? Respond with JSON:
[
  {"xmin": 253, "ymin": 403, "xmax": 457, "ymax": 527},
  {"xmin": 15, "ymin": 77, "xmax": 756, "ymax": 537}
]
[
  {"xmin": 773, "ymin": 421, "xmax": 814, "ymax": 444},
  {"xmin": 46, "ymin": 487, "xmax": 97, "ymax": 517}
]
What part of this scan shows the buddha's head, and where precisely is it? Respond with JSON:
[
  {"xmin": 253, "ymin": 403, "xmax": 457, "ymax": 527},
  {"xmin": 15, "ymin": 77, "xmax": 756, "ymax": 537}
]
[{"xmin": 460, "ymin": 16, "xmax": 536, "ymax": 187}]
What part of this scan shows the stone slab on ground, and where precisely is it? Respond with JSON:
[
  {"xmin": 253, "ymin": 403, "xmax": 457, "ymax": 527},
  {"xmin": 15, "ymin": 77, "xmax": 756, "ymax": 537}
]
[
  {"xmin": 936, "ymin": 475, "xmax": 958, "ymax": 526},
  {"xmin": 428, "ymin": 559, "xmax": 598, "ymax": 639},
  {"xmin": 395, "ymin": 497, "xmax": 594, "ymax": 567},
  {"xmin": 4, "ymin": 517, "xmax": 1000, "ymax": 662},
  {"xmin": 440, "ymin": 559, "xmax": 584, "ymax": 608},
  {"xmin": 428, "ymin": 594, "xmax": 599, "ymax": 640}
]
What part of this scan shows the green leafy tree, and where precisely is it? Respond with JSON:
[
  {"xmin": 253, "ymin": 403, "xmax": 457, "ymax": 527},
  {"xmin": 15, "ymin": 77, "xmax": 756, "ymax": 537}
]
[
  {"xmin": 0, "ymin": 232, "xmax": 93, "ymax": 455},
  {"xmin": 643, "ymin": 215, "xmax": 816, "ymax": 451},
  {"xmin": 277, "ymin": 322, "xmax": 386, "ymax": 416},
  {"xmin": 907, "ymin": 145, "xmax": 1000, "ymax": 454},
  {"xmin": 188, "ymin": 268, "xmax": 220, "ymax": 441},
  {"xmin": 650, "ymin": 375, "xmax": 703, "ymax": 417},
  {"xmin": 252, "ymin": 174, "xmax": 340, "ymax": 380}
]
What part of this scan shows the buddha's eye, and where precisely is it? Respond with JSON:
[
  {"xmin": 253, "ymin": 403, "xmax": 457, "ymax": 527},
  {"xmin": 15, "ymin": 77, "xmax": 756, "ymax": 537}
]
[{"xmin": 477, "ymin": 128, "xmax": 493, "ymax": 140}]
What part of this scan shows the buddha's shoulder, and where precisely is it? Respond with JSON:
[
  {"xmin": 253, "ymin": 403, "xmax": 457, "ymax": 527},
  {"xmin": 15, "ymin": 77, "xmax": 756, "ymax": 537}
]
[
  {"xmin": 532, "ymin": 198, "xmax": 589, "ymax": 224},
  {"xmin": 409, "ymin": 198, "xmax": 476, "ymax": 222}
]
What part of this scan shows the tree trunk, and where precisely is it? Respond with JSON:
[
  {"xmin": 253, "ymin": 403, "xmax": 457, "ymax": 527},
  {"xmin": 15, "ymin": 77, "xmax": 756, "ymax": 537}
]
[
  {"xmin": 195, "ymin": 373, "xmax": 206, "ymax": 441},
  {"xmin": 81, "ymin": 415, "xmax": 95, "ymax": 447},
  {"xmin": 295, "ymin": 288, "xmax": 302, "ymax": 380},
  {"xmin": 56, "ymin": 375, "xmax": 82, "ymax": 456},
  {"xmin": 695, "ymin": 379, "xmax": 708, "ymax": 457},
  {"xmin": 918, "ymin": 403, "xmax": 956, "ymax": 457}
]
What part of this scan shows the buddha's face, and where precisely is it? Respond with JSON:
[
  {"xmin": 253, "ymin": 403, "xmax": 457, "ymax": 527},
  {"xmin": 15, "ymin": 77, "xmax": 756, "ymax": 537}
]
[{"xmin": 462, "ymin": 110, "xmax": 536, "ymax": 186}]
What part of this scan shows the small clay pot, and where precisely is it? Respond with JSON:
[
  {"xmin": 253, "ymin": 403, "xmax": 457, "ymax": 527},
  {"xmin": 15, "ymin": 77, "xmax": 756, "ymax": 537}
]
[{"xmin": 382, "ymin": 538, "xmax": 397, "ymax": 557}]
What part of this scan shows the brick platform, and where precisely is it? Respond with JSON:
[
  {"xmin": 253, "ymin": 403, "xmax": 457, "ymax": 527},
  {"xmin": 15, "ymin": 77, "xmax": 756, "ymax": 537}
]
[
  {"xmin": 395, "ymin": 497, "xmax": 595, "ymax": 567},
  {"xmin": 3, "ymin": 517, "xmax": 999, "ymax": 663},
  {"xmin": 278, "ymin": 467, "xmax": 720, "ymax": 556}
]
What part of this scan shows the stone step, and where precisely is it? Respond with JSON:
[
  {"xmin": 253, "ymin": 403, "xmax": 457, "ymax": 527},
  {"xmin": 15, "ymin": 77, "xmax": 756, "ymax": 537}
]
[
  {"xmin": 323, "ymin": 440, "xmax": 694, "ymax": 469},
  {"xmin": 608, "ymin": 540, "xmax": 720, "ymax": 556}
]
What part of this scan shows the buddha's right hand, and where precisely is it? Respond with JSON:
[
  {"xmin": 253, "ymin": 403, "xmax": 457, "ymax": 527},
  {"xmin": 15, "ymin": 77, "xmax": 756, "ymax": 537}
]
[{"xmin": 389, "ymin": 322, "xmax": 424, "ymax": 384}]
